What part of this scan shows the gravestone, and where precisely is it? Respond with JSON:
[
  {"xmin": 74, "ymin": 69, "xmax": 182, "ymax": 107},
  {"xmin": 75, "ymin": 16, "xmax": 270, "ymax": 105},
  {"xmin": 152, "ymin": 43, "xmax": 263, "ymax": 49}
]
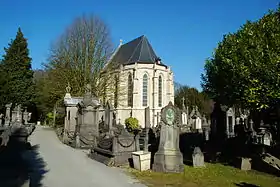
[
  {"xmin": 202, "ymin": 116, "xmax": 210, "ymax": 141},
  {"xmin": 181, "ymin": 97, "xmax": 188, "ymax": 125},
  {"xmin": 152, "ymin": 102, "xmax": 184, "ymax": 173},
  {"xmin": 4, "ymin": 103, "xmax": 12, "ymax": 126},
  {"xmin": 76, "ymin": 84, "xmax": 101, "ymax": 148},
  {"xmin": 192, "ymin": 147, "xmax": 205, "ymax": 167},
  {"xmin": 104, "ymin": 101, "xmax": 114, "ymax": 136},
  {"xmin": 190, "ymin": 106, "xmax": 202, "ymax": 132},
  {"xmin": 23, "ymin": 107, "xmax": 29, "ymax": 124},
  {"xmin": 0, "ymin": 113, "xmax": 3, "ymax": 126},
  {"xmin": 240, "ymin": 158, "xmax": 251, "ymax": 171},
  {"xmin": 226, "ymin": 108, "xmax": 235, "ymax": 137},
  {"xmin": 263, "ymin": 132, "xmax": 272, "ymax": 146}
]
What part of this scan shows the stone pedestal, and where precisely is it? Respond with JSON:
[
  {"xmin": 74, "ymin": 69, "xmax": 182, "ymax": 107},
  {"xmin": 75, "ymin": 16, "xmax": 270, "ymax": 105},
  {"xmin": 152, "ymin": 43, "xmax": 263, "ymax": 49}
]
[
  {"xmin": 153, "ymin": 150, "xmax": 184, "ymax": 173},
  {"xmin": 152, "ymin": 102, "xmax": 184, "ymax": 173}
]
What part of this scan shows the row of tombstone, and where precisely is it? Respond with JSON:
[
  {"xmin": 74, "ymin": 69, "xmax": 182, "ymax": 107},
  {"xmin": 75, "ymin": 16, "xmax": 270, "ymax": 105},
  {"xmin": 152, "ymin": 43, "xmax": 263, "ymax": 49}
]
[{"xmin": 0, "ymin": 103, "xmax": 31, "ymax": 126}]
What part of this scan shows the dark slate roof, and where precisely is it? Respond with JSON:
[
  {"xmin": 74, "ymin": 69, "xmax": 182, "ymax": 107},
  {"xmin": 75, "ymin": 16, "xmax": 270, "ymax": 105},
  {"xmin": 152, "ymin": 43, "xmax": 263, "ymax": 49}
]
[{"xmin": 110, "ymin": 35, "xmax": 164, "ymax": 66}]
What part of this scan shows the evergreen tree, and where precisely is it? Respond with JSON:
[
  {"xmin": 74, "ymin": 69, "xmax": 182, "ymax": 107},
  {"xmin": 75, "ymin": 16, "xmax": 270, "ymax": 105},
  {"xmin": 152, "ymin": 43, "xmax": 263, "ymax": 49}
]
[{"xmin": 1, "ymin": 28, "xmax": 34, "ymax": 107}]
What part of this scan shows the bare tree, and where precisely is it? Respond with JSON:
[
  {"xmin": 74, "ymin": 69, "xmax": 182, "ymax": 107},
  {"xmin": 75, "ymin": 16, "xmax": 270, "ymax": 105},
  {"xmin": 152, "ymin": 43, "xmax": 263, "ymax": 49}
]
[{"xmin": 44, "ymin": 14, "xmax": 119, "ymax": 100}]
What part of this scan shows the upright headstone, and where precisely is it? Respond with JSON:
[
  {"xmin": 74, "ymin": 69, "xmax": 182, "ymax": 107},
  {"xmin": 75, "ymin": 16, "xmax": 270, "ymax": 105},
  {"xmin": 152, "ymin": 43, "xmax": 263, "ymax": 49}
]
[
  {"xmin": 0, "ymin": 113, "xmax": 3, "ymax": 126},
  {"xmin": 105, "ymin": 101, "xmax": 114, "ymax": 135},
  {"xmin": 202, "ymin": 115, "xmax": 210, "ymax": 141},
  {"xmin": 23, "ymin": 107, "xmax": 29, "ymax": 124},
  {"xmin": 5, "ymin": 103, "xmax": 12, "ymax": 126},
  {"xmin": 181, "ymin": 97, "xmax": 188, "ymax": 125},
  {"xmin": 152, "ymin": 102, "xmax": 184, "ymax": 173},
  {"xmin": 226, "ymin": 108, "xmax": 235, "ymax": 138},
  {"xmin": 192, "ymin": 147, "xmax": 205, "ymax": 167}
]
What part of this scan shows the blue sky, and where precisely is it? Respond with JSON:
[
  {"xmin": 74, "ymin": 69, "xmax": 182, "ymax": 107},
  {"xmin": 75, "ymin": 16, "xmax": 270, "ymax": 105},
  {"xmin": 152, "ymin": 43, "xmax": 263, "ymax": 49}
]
[{"xmin": 0, "ymin": 0, "xmax": 279, "ymax": 89}]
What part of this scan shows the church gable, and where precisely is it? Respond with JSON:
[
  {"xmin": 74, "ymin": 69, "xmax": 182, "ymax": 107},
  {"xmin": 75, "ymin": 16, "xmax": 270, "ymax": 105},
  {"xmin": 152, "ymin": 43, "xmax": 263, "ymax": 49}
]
[{"xmin": 110, "ymin": 35, "xmax": 165, "ymax": 66}]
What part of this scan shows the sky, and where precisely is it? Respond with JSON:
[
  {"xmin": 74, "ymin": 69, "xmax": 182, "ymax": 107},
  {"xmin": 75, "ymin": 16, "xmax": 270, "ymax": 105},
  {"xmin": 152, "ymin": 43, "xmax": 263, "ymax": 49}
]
[{"xmin": 0, "ymin": 0, "xmax": 279, "ymax": 90}]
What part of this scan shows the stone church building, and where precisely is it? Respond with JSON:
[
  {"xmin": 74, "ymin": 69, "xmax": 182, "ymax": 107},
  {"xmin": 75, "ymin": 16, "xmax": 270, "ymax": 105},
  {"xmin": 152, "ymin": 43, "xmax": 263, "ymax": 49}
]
[{"xmin": 105, "ymin": 35, "xmax": 175, "ymax": 127}]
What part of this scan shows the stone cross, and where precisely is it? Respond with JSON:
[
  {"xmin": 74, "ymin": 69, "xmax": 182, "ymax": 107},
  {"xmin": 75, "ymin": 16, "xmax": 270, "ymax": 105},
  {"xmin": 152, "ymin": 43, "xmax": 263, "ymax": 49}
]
[{"xmin": 152, "ymin": 102, "xmax": 184, "ymax": 173}]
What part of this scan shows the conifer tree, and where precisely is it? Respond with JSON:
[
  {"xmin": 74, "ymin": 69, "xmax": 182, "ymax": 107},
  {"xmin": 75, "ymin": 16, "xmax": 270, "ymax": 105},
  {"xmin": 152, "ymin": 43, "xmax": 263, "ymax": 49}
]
[{"xmin": 1, "ymin": 28, "xmax": 34, "ymax": 107}]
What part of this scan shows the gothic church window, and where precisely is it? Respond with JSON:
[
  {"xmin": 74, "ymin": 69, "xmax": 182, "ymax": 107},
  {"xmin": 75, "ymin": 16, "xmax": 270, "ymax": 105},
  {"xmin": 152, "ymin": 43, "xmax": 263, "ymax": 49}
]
[
  {"xmin": 127, "ymin": 73, "xmax": 133, "ymax": 107},
  {"xmin": 142, "ymin": 74, "xmax": 148, "ymax": 106},
  {"xmin": 114, "ymin": 75, "xmax": 119, "ymax": 108},
  {"xmin": 158, "ymin": 75, "xmax": 162, "ymax": 107}
]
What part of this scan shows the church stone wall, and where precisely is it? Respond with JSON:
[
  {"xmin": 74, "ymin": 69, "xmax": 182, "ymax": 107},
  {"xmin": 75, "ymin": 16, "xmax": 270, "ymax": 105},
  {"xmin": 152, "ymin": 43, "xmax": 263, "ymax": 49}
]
[{"xmin": 113, "ymin": 63, "xmax": 174, "ymax": 128}]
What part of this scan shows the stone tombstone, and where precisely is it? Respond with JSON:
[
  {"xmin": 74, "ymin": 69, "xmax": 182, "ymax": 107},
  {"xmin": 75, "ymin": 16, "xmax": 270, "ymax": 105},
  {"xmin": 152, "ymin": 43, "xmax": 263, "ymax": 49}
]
[
  {"xmin": 12, "ymin": 104, "xmax": 22, "ymax": 123},
  {"xmin": 23, "ymin": 107, "xmax": 29, "ymax": 124},
  {"xmin": 194, "ymin": 107, "xmax": 202, "ymax": 131},
  {"xmin": 181, "ymin": 97, "xmax": 188, "ymax": 125},
  {"xmin": 263, "ymin": 132, "xmax": 272, "ymax": 146},
  {"xmin": 226, "ymin": 108, "xmax": 235, "ymax": 137},
  {"xmin": 240, "ymin": 158, "xmax": 251, "ymax": 171},
  {"xmin": 104, "ymin": 101, "xmax": 114, "ymax": 135},
  {"xmin": 0, "ymin": 113, "xmax": 3, "ymax": 126},
  {"xmin": 152, "ymin": 101, "xmax": 184, "ymax": 173},
  {"xmin": 76, "ymin": 84, "xmax": 101, "ymax": 148},
  {"xmin": 202, "ymin": 115, "xmax": 210, "ymax": 141},
  {"xmin": 192, "ymin": 147, "xmax": 205, "ymax": 167},
  {"xmin": 5, "ymin": 103, "xmax": 12, "ymax": 126}
]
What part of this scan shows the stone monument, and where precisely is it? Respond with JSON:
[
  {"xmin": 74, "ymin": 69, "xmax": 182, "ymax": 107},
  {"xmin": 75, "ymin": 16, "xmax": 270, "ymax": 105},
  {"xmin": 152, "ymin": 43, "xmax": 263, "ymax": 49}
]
[
  {"xmin": 192, "ymin": 147, "xmax": 205, "ymax": 167},
  {"xmin": 152, "ymin": 101, "xmax": 184, "ymax": 173},
  {"xmin": 4, "ymin": 103, "xmax": 12, "ymax": 126}
]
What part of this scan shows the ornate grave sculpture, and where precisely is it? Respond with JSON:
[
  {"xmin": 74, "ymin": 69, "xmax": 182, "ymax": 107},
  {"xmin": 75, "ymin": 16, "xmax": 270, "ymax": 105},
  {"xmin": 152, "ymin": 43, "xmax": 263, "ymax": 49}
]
[
  {"xmin": 75, "ymin": 84, "xmax": 101, "ymax": 148},
  {"xmin": 89, "ymin": 119, "xmax": 140, "ymax": 166},
  {"xmin": 152, "ymin": 101, "xmax": 184, "ymax": 173},
  {"xmin": 180, "ymin": 97, "xmax": 190, "ymax": 133},
  {"xmin": 63, "ymin": 83, "xmax": 83, "ymax": 144},
  {"xmin": 189, "ymin": 106, "xmax": 202, "ymax": 133}
]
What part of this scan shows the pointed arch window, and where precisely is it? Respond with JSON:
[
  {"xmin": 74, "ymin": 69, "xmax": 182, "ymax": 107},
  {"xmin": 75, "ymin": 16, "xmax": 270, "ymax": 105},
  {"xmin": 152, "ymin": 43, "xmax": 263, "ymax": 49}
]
[
  {"xmin": 158, "ymin": 75, "xmax": 163, "ymax": 107},
  {"xmin": 114, "ymin": 75, "xmax": 119, "ymax": 108},
  {"xmin": 127, "ymin": 73, "xmax": 133, "ymax": 107},
  {"xmin": 142, "ymin": 74, "xmax": 148, "ymax": 106}
]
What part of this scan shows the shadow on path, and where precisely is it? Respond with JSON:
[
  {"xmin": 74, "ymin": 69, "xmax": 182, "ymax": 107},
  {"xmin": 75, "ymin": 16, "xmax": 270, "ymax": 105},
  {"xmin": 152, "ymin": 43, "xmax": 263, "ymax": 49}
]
[
  {"xmin": 0, "ymin": 137, "xmax": 48, "ymax": 187},
  {"xmin": 234, "ymin": 182, "xmax": 261, "ymax": 187}
]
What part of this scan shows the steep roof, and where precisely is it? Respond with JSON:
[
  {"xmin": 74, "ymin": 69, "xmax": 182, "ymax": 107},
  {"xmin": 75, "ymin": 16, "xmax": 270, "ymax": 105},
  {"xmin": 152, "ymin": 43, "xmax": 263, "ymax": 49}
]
[{"xmin": 110, "ymin": 35, "xmax": 163, "ymax": 66}]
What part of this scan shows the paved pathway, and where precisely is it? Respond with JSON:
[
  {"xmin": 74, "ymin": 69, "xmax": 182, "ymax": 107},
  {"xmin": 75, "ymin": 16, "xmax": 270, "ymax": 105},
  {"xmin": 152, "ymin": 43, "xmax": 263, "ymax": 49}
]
[{"xmin": 27, "ymin": 126, "xmax": 146, "ymax": 187}]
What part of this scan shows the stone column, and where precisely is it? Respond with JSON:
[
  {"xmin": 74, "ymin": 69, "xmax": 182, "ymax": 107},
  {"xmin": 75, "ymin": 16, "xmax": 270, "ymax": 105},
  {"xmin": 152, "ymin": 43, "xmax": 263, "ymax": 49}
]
[{"xmin": 152, "ymin": 64, "xmax": 158, "ymax": 127}]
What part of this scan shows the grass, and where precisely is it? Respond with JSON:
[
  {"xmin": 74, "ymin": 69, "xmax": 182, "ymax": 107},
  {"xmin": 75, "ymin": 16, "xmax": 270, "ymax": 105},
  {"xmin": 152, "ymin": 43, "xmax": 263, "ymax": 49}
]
[{"xmin": 128, "ymin": 163, "xmax": 280, "ymax": 187}]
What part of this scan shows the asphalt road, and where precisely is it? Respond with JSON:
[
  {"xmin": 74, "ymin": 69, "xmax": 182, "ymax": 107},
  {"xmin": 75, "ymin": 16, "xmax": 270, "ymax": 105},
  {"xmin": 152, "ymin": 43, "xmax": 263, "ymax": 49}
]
[{"xmin": 27, "ymin": 126, "xmax": 146, "ymax": 187}]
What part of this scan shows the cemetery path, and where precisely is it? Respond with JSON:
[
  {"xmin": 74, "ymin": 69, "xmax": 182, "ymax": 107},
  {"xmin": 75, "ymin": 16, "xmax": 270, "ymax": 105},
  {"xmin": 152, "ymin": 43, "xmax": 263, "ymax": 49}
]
[{"xmin": 28, "ymin": 125, "xmax": 146, "ymax": 187}]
